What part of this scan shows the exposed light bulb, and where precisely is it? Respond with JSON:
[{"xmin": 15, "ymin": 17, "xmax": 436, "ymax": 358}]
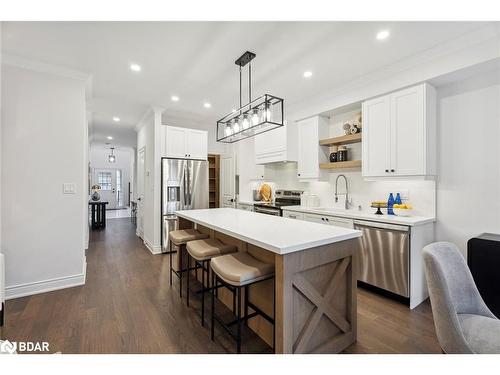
[
  {"xmin": 261, "ymin": 104, "xmax": 272, "ymax": 123},
  {"xmin": 242, "ymin": 114, "xmax": 249, "ymax": 130},
  {"xmin": 225, "ymin": 123, "xmax": 233, "ymax": 137},
  {"xmin": 251, "ymin": 109, "xmax": 259, "ymax": 126},
  {"xmin": 232, "ymin": 118, "xmax": 240, "ymax": 134}
]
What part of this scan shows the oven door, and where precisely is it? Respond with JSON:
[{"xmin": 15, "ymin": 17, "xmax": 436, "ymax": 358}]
[{"xmin": 254, "ymin": 205, "xmax": 281, "ymax": 216}]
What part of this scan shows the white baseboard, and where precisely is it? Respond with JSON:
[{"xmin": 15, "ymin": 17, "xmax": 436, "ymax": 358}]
[
  {"xmin": 5, "ymin": 272, "xmax": 86, "ymax": 300},
  {"xmin": 143, "ymin": 239, "xmax": 161, "ymax": 255}
]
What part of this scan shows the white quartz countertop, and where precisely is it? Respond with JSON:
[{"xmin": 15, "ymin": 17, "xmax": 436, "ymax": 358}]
[
  {"xmin": 175, "ymin": 208, "xmax": 361, "ymax": 255},
  {"xmin": 281, "ymin": 206, "xmax": 435, "ymax": 226}
]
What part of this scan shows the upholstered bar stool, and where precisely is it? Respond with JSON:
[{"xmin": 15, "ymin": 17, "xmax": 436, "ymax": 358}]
[
  {"xmin": 210, "ymin": 251, "xmax": 275, "ymax": 353},
  {"xmin": 169, "ymin": 229, "xmax": 208, "ymax": 298},
  {"xmin": 186, "ymin": 238, "xmax": 238, "ymax": 326}
]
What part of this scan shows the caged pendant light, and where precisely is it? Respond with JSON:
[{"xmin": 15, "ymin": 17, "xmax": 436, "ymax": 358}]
[
  {"xmin": 216, "ymin": 51, "xmax": 284, "ymax": 143},
  {"xmin": 108, "ymin": 147, "xmax": 116, "ymax": 163}
]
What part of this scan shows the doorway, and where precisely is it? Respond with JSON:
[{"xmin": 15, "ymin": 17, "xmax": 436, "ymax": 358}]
[
  {"xmin": 136, "ymin": 146, "xmax": 146, "ymax": 238},
  {"xmin": 221, "ymin": 154, "xmax": 236, "ymax": 208},
  {"xmin": 93, "ymin": 168, "xmax": 125, "ymax": 210}
]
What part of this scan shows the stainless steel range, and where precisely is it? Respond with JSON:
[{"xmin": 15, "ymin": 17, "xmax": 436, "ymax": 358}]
[{"xmin": 253, "ymin": 189, "xmax": 302, "ymax": 216}]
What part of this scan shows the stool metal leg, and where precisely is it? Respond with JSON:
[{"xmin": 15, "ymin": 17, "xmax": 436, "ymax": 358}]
[
  {"xmin": 169, "ymin": 241, "xmax": 173, "ymax": 286},
  {"xmin": 179, "ymin": 245, "xmax": 183, "ymax": 299},
  {"xmin": 201, "ymin": 260, "xmax": 206, "ymax": 326},
  {"xmin": 186, "ymin": 252, "xmax": 190, "ymax": 307},
  {"xmin": 211, "ymin": 272, "xmax": 216, "ymax": 341},
  {"xmin": 244, "ymin": 285, "xmax": 249, "ymax": 327},
  {"xmin": 236, "ymin": 286, "xmax": 242, "ymax": 354}
]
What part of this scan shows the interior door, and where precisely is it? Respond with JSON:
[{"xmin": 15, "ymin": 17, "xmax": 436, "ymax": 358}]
[
  {"xmin": 362, "ymin": 95, "xmax": 391, "ymax": 177},
  {"xmin": 221, "ymin": 154, "xmax": 236, "ymax": 208},
  {"xmin": 137, "ymin": 147, "xmax": 146, "ymax": 238},
  {"xmin": 94, "ymin": 169, "xmax": 117, "ymax": 209}
]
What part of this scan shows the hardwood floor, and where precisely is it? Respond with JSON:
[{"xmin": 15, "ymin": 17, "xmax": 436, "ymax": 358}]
[{"xmin": 0, "ymin": 218, "xmax": 441, "ymax": 354}]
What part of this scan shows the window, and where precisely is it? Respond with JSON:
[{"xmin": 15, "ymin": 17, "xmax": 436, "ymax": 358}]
[
  {"xmin": 98, "ymin": 172, "xmax": 112, "ymax": 190},
  {"xmin": 116, "ymin": 169, "xmax": 122, "ymax": 207}
]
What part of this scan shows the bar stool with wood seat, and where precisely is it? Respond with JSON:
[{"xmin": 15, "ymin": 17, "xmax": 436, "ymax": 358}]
[
  {"xmin": 210, "ymin": 251, "xmax": 275, "ymax": 353},
  {"xmin": 186, "ymin": 238, "xmax": 238, "ymax": 326},
  {"xmin": 169, "ymin": 229, "xmax": 208, "ymax": 298}
]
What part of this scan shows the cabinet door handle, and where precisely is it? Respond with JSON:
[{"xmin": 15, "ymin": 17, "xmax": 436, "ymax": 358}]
[
  {"xmin": 325, "ymin": 218, "xmax": 329, "ymax": 221},
  {"xmin": 385, "ymin": 169, "xmax": 389, "ymax": 173},
  {"xmin": 298, "ymin": 173, "xmax": 301, "ymax": 176},
  {"xmin": 391, "ymin": 169, "xmax": 395, "ymax": 172}
]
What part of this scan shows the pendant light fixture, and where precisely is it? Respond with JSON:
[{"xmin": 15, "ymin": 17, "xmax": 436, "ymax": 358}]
[
  {"xmin": 108, "ymin": 147, "xmax": 116, "ymax": 163},
  {"xmin": 217, "ymin": 51, "xmax": 284, "ymax": 143}
]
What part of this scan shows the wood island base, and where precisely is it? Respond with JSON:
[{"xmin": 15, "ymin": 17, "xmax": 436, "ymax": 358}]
[{"xmin": 176, "ymin": 216, "xmax": 357, "ymax": 354}]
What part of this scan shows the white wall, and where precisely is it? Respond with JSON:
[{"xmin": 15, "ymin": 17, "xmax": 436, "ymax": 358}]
[
  {"xmin": 435, "ymin": 70, "xmax": 500, "ymax": 254},
  {"xmin": 1, "ymin": 63, "xmax": 88, "ymax": 299},
  {"xmin": 90, "ymin": 146, "xmax": 134, "ymax": 206},
  {"xmin": 136, "ymin": 108, "xmax": 162, "ymax": 254}
]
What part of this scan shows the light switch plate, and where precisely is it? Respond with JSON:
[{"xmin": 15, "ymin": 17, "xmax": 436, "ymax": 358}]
[{"xmin": 63, "ymin": 183, "xmax": 76, "ymax": 194}]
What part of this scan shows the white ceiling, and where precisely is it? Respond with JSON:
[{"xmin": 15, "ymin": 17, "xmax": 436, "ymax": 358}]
[{"xmin": 1, "ymin": 21, "xmax": 488, "ymax": 147}]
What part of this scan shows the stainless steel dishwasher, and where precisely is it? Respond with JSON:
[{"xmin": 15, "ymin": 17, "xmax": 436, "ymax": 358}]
[{"xmin": 353, "ymin": 220, "xmax": 410, "ymax": 298}]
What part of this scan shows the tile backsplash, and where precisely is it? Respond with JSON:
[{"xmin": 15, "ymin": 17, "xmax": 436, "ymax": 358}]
[{"xmin": 246, "ymin": 162, "xmax": 436, "ymax": 217}]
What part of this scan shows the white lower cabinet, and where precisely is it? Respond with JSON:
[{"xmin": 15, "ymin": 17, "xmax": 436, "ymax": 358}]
[
  {"xmin": 303, "ymin": 213, "xmax": 354, "ymax": 228},
  {"xmin": 237, "ymin": 203, "xmax": 254, "ymax": 211},
  {"xmin": 282, "ymin": 211, "xmax": 304, "ymax": 220}
]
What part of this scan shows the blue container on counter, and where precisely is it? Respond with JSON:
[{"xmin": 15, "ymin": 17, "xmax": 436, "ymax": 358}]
[{"xmin": 387, "ymin": 193, "xmax": 395, "ymax": 215}]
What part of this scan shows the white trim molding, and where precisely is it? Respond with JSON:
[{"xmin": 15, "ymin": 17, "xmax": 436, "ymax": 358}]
[
  {"xmin": 1, "ymin": 53, "xmax": 93, "ymax": 98},
  {"xmin": 144, "ymin": 238, "xmax": 161, "ymax": 255},
  {"xmin": 5, "ymin": 272, "xmax": 86, "ymax": 300}
]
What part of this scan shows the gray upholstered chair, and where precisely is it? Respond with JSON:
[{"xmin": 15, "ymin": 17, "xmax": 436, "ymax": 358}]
[{"xmin": 423, "ymin": 242, "xmax": 500, "ymax": 354}]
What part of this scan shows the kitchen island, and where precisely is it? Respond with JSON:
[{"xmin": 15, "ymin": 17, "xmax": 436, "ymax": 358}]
[{"xmin": 175, "ymin": 208, "xmax": 362, "ymax": 354}]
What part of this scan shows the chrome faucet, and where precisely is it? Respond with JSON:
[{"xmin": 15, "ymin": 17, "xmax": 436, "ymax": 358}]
[{"xmin": 335, "ymin": 174, "xmax": 350, "ymax": 209}]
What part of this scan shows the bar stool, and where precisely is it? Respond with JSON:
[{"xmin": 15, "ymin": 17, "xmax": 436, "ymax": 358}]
[
  {"xmin": 186, "ymin": 238, "xmax": 238, "ymax": 326},
  {"xmin": 169, "ymin": 229, "xmax": 208, "ymax": 298},
  {"xmin": 210, "ymin": 251, "xmax": 275, "ymax": 353}
]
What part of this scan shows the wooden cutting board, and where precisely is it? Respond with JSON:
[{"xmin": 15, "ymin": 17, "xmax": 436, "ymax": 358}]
[{"xmin": 260, "ymin": 183, "xmax": 272, "ymax": 202}]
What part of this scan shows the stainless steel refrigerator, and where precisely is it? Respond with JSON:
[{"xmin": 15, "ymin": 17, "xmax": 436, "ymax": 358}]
[{"xmin": 161, "ymin": 158, "xmax": 209, "ymax": 253}]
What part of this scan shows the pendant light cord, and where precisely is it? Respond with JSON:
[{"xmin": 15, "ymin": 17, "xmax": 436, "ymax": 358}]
[
  {"xmin": 239, "ymin": 65, "xmax": 242, "ymax": 114},
  {"xmin": 248, "ymin": 62, "xmax": 252, "ymax": 103}
]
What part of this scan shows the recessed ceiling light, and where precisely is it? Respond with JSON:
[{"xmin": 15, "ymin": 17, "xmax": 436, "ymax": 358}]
[
  {"xmin": 112, "ymin": 116, "xmax": 120, "ymax": 122},
  {"xmin": 171, "ymin": 95, "xmax": 179, "ymax": 102},
  {"xmin": 303, "ymin": 71, "xmax": 313, "ymax": 78},
  {"xmin": 130, "ymin": 63, "xmax": 142, "ymax": 72},
  {"xmin": 376, "ymin": 30, "xmax": 390, "ymax": 41},
  {"xmin": 107, "ymin": 136, "xmax": 113, "ymax": 140},
  {"xmin": 204, "ymin": 102, "xmax": 212, "ymax": 109}
]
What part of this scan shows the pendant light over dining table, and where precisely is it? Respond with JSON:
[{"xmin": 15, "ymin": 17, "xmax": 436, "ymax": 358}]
[{"xmin": 216, "ymin": 51, "xmax": 284, "ymax": 143}]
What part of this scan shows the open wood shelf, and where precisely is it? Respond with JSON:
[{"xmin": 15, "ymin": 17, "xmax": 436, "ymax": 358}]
[
  {"xmin": 207, "ymin": 154, "xmax": 220, "ymax": 208},
  {"xmin": 319, "ymin": 160, "xmax": 362, "ymax": 169},
  {"xmin": 319, "ymin": 133, "xmax": 361, "ymax": 146}
]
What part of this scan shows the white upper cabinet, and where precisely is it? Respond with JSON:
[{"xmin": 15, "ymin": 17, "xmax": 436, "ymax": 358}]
[
  {"xmin": 164, "ymin": 125, "xmax": 208, "ymax": 160},
  {"xmin": 362, "ymin": 83, "xmax": 436, "ymax": 177},
  {"xmin": 238, "ymin": 137, "xmax": 265, "ymax": 180},
  {"xmin": 185, "ymin": 129, "xmax": 208, "ymax": 160},
  {"xmin": 254, "ymin": 122, "xmax": 297, "ymax": 164},
  {"xmin": 296, "ymin": 116, "xmax": 329, "ymax": 181}
]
